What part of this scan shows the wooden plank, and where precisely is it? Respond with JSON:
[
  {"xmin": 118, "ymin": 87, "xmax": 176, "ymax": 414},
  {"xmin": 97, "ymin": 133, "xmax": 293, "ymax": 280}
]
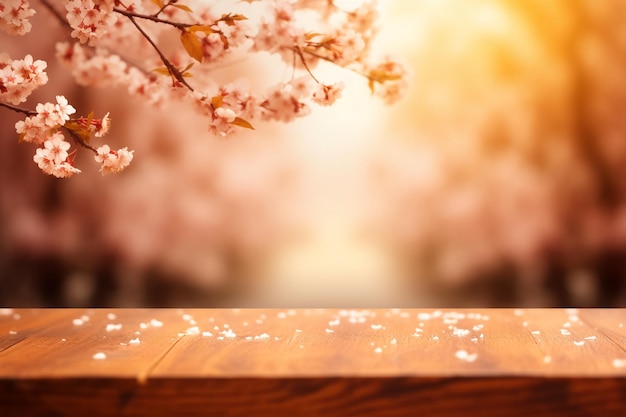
[
  {"xmin": 0, "ymin": 309, "xmax": 77, "ymax": 353},
  {"xmin": 0, "ymin": 308, "xmax": 624, "ymax": 417},
  {"xmin": 517, "ymin": 309, "xmax": 626, "ymax": 374},
  {"xmin": 0, "ymin": 309, "xmax": 185, "ymax": 379},
  {"xmin": 0, "ymin": 377, "xmax": 624, "ymax": 417},
  {"xmin": 151, "ymin": 309, "xmax": 623, "ymax": 377},
  {"xmin": 578, "ymin": 309, "xmax": 626, "ymax": 351}
]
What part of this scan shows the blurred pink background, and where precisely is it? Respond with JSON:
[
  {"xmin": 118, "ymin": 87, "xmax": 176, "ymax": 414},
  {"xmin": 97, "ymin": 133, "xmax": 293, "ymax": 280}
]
[{"xmin": 2, "ymin": 0, "xmax": 626, "ymax": 307}]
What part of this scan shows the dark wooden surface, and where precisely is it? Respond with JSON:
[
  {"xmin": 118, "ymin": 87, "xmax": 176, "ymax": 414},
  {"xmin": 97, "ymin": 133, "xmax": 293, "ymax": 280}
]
[{"xmin": 0, "ymin": 308, "xmax": 624, "ymax": 416}]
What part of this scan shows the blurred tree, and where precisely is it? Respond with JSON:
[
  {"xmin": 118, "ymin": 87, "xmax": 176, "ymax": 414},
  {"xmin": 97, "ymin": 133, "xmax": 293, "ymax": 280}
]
[
  {"xmin": 0, "ymin": 0, "xmax": 408, "ymax": 306},
  {"xmin": 371, "ymin": 0, "xmax": 626, "ymax": 306}
]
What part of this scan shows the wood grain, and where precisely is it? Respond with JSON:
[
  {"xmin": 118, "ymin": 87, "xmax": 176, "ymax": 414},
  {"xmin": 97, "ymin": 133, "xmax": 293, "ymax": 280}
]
[
  {"xmin": 0, "ymin": 309, "xmax": 76, "ymax": 353},
  {"xmin": 509, "ymin": 308, "xmax": 626, "ymax": 374},
  {"xmin": 0, "ymin": 308, "xmax": 624, "ymax": 417},
  {"xmin": 578, "ymin": 309, "xmax": 626, "ymax": 351},
  {"xmin": 0, "ymin": 309, "xmax": 184, "ymax": 379},
  {"xmin": 1, "ymin": 377, "xmax": 624, "ymax": 417}
]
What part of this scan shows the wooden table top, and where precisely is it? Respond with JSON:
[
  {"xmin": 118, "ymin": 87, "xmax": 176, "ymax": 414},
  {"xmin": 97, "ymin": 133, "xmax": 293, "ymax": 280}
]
[{"xmin": 0, "ymin": 308, "xmax": 625, "ymax": 416}]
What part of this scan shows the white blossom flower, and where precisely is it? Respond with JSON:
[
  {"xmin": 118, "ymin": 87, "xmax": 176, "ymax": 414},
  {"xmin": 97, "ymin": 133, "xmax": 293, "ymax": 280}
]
[
  {"xmin": 33, "ymin": 147, "xmax": 54, "ymax": 175},
  {"xmin": 95, "ymin": 145, "xmax": 134, "ymax": 175},
  {"xmin": 15, "ymin": 115, "xmax": 46, "ymax": 144},
  {"xmin": 55, "ymin": 95, "xmax": 76, "ymax": 122},
  {"xmin": 312, "ymin": 82, "xmax": 344, "ymax": 106},
  {"xmin": 0, "ymin": 0, "xmax": 36, "ymax": 35},
  {"xmin": 51, "ymin": 161, "xmax": 81, "ymax": 178},
  {"xmin": 36, "ymin": 101, "xmax": 63, "ymax": 127},
  {"xmin": 43, "ymin": 133, "xmax": 71, "ymax": 164}
]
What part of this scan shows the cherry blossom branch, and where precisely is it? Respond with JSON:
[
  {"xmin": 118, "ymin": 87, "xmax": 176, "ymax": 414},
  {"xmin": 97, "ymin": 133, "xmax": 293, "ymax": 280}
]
[
  {"xmin": 123, "ymin": 13, "xmax": 195, "ymax": 92},
  {"xmin": 1, "ymin": 0, "xmax": 407, "ymax": 178},
  {"xmin": 113, "ymin": 7, "xmax": 193, "ymax": 31},
  {"xmin": 39, "ymin": 0, "xmax": 68, "ymax": 28},
  {"xmin": 297, "ymin": 46, "xmax": 368, "ymax": 79},
  {"xmin": 0, "ymin": 101, "xmax": 36, "ymax": 116},
  {"xmin": 38, "ymin": 0, "xmax": 82, "ymax": 46},
  {"xmin": 152, "ymin": 2, "xmax": 170, "ymax": 18},
  {"xmin": 63, "ymin": 125, "xmax": 97, "ymax": 153},
  {"xmin": 294, "ymin": 45, "xmax": 320, "ymax": 84}
]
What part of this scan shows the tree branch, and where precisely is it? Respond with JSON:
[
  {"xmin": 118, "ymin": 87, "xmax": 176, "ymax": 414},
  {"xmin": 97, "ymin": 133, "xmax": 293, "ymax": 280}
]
[
  {"xmin": 63, "ymin": 126, "xmax": 97, "ymax": 153},
  {"xmin": 0, "ymin": 101, "xmax": 36, "ymax": 116},
  {"xmin": 114, "ymin": 7, "xmax": 194, "ymax": 31},
  {"xmin": 294, "ymin": 45, "xmax": 320, "ymax": 84},
  {"xmin": 39, "ymin": 0, "xmax": 68, "ymax": 28},
  {"xmin": 124, "ymin": 14, "xmax": 195, "ymax": 92},
  {"xmin": 289, "ymin": 46, "xmax": 371, "ymax": 80}
]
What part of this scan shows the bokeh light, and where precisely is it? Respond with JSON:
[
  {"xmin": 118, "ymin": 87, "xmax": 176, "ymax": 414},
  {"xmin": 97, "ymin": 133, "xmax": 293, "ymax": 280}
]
[{"xmin": 2, "ymin": 1, "xmax": 626, "ymax": 307}]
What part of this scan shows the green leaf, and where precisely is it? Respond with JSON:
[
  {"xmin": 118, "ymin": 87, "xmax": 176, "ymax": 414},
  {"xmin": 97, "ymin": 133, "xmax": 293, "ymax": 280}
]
[
  {"xmin": 150, "ymin": 0, "xmax": 165, "ymax": 8},
  {"xmin": 231, "ymin": 117, "xmax": 255, "ymax": 130},
  {"xmin": 180, "ymin": 31, "xmax": 203, "ymax": 62}
]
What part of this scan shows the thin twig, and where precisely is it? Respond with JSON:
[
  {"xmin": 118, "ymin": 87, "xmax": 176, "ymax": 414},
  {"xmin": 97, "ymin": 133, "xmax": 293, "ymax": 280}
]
[
  {"xmin": 114, "ymin": 7, "xmax": 193, "ymax": 30},
  {"xmin": 63, "ymin": 126, "xmax": 97, "ymax": 153},
  {"xmin": 39, "ymin": 0, "xmax": 68, "ymax": 28},
  {"xmin": 154, "ymin": 2, "xmax": 170, "ymax": 18},
  {"xmin": 296, "ymin": 46, "xmax": 370, "ymax": 80},
  {"xmin": 294, "ymin": 45, "xmax": 320, "ymax": 84},
  {"xmin": 0, "ymin": 101, "xmax": 36, "ymax": 116},
  {"xmin": 124, "ymin": 14, "xmax": 195, "ymax": 92}
]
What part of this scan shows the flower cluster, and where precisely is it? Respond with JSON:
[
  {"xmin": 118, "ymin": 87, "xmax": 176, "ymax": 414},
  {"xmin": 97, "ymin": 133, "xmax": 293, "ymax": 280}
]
[
  {"xmin": 57, "ymin": 0, "xmax": 409, "ymax": 130},
  {"xmin": 0, "ymin": 54, "xmax": 48, "ymax": 104},
  {"xmin": 15, "ymin": 96, "xmax": 76, "ymax": 143},
  {"xmin": 0, "ymin": 0, "xmax": 36, "ymax": 36},
  {"xmin": 33, "ymin": 132, "xmax": 81, "ymax": 178},
  {"xmin": 65, "ymin": 0, "xmax": 117, "ymax": 45},
  {"xmin": 312, "ymin": 81, "xmax": 345, "ymax": 106},
  {"xmin": 366, "ymin": 56, "xmax": 411, "ymax": 104},
  {"xmin": 95, "ymin": 144, "xmax": 134, "ymax": 175},
  {"xmin": 13, "ymin": 95, "xmax": 132, "ymax": 178},
  {"xmin": 2, "ymin": 0, "xmax": 409, "ymax": 178}
]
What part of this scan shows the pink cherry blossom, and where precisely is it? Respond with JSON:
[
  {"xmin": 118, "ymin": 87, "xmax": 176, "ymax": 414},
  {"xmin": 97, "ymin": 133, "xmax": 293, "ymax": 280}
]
[
  {"xmin": 15, "ymin": 115, "xmax": 47, "ymax": 144},
  {"xmin": 51, "ymin": 161, "xmax": 81, "ymax": 178},
  {"xmin": 54, "ymin": 95, "xmax": 76, "ymax": 122},
  {"xmin": 93, "ymin": 112, "xmax": 111, "ymax": 137},
  {"xmin": 312, "ymin": 82, "xmax": 345, "ymax": 106},
  {"xmin": 65, "ymin": 0, "xmax": 117, "ymax": 45},
  {"xmin": 32, "ymin": 147, "xmax": 55, "ymax": 175},
  {"xmin": 95, "ymin": 145, "xmax": 134, "ymax": 175},
  {"xmin": 0, "ymin": 54, "xmax": 47, "ymax": 103},
  {"xmin": 0, "ymin": 0, "xmax": 36, "ymax": 35},
  {"xmin": 43, "ymin": 133, "xmax": 71, "ymax": 164},
  {"xmin": 3, "ymin": 0, "xmax": 408, "ymax": 180},
  {"xmin": 36, "ymin": 102, "xmax": 64, "ymax": 127}
]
